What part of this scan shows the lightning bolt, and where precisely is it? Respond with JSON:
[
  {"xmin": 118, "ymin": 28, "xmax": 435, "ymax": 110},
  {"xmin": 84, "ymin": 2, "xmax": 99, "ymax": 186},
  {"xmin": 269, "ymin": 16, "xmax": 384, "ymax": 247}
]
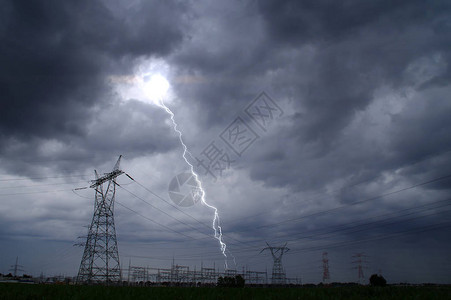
[{"xmin": 156, "ymin": 100, "xmax": 229, "ymax": 269}]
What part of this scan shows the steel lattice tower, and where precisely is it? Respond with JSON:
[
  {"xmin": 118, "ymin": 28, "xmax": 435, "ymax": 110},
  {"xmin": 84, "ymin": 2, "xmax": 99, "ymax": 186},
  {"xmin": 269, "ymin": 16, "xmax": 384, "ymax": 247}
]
[
  {"xmin": 77, "ymin": 156, "xmax": 124, "ymax": 284},
  {"xmin": 261, "ymin": 242, "xmax": 289, "ymax": 285},
  {"xmin": 9, "ymin": 257, "xmax": 24, "ymax": 277},
  {"xmin": 322, "ymin": 252, "xmax": 330, "ymax": 284},
  {"xmin": 352, "ymin": 253, "xmax": 368, "ymax": 285}
]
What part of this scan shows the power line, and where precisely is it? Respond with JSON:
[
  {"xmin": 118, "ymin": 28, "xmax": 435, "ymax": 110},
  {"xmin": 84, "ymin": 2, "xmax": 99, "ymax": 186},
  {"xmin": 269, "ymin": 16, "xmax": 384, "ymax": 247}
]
[
  {"xmin": 242, "ymin": 199, "xmax": 451, "ymax": 248},
  {"xmin": 231, "ymin": 221, "xmax": 451, "ymax": 270},
  {"xmin": 120, "ymin": 253, "xmax": 224, "ymax": 262},
  {"xmin": 0, "ymin": 173, "xmax": 225, "ymax": 250},
  {"xmin": 176, "ymin": 198, "xmax": 451, "ymax": 257},
  {"xmin": 202, "ymin": 196, "xmax": 451, "ymax": 252},
  {"xmin": 262, "ymin": 173, "xmax": 451, "ymax": 228},
  {"xmin": 0, "ymin": 181, "xmax": 87, "ymax": 190},
  {"xmin": 246, "ymin": 173, "xmax": 451, "ymax": 231},
  {"xmin": 74, "ymin": 184, "xmax": 215, "ymax": 246},
  {"xmin": 290, "ymin": 220, "xmax": 451, "ymax": 255},
  {"xmin": 109, "ymin": 200, "xmax": 451, "ymax": 264},
  {"xmin": 117, "ymin": 182, "xmax": 249, "ymax": 266},
  {"xmin": 70, "ymin": 170, "xmax": 451, "ymax": 261},
  {"xmin": 125, "ymin": 214, "xmax": 451, "ymax": 265},
  {"xmin": 117, "ymin": 184, "xmax": 212, "ymax": 239},
  {"xmin": 0, "ymin": 188, "xmax": 74, "ymax": 197},
  {"xmin": 231, "ymin": 205, "xmax": 451, "ymax": 254},
  {"xmin": 115, "ymin": 200, "xmax": 195, "ymax": 240},
  {"xmin": 100, "ymin": 196, "xmax": 451, "ymax": 254},
  {"xmin": 112, "ymin": 172, "xmax": 451, "ymax": 253},
  {"xmin": 125, "ymin": 174, "xmax": 212, "ymax": 232},
  {"xmin": 122, "ymin": 174, "xmax": 255, "ymax": 248},
  {"xmin": 0, "ymin": 174, "xmax": 91, "ymax": 182}
]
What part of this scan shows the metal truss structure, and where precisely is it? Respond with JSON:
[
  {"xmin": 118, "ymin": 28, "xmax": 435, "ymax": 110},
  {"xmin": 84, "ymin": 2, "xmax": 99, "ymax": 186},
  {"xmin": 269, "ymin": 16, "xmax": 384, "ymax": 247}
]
[
  {"xmin": 9, "ymin": 257, "xmax": 24, "ymax": 277},
  {"xmin": 261, "ymin": 242, "xmax": 290, "ymax": 285},
  {"xmin": 322, "ymin": 252, "xmax": 330, "ymax": 284},
  {"xmin": 126, "ymin": 262, "xmax": 275, "ymax": 286},
  {"xmin": 352, "ymin": 253, "xmax": 369, "ymax": 285},
  {"xmin": 77, "ymin": 156, "xmax": 124, "ymax": 284}
]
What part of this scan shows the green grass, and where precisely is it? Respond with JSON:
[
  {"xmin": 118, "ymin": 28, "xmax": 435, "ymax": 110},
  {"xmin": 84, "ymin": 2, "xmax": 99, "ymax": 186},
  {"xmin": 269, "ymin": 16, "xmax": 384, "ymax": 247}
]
[{"xmin": 1, "ymin": 283, "xmax": 450, "ymax": 300}]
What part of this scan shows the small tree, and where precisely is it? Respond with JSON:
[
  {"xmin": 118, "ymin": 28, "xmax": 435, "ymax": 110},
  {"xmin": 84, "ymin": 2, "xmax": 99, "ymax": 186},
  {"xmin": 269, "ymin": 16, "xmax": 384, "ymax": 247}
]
[
  {"xmin": 235, "ymin": 275, "xmax": 245, "ymax": 287},
  {"xmin": 217, "ymin": 275, "xmax": 245, "ymax": 287},
  {"xmin": 369, "ymin": 274, "xmax": 387, "ymax": 286},
  {"xmin": 217, "ymin": 276, "xmax": 234, "ymax": 287},
  {"xmin": 217, "ymin": 276, "xmax": 224, "ymax": 286}
]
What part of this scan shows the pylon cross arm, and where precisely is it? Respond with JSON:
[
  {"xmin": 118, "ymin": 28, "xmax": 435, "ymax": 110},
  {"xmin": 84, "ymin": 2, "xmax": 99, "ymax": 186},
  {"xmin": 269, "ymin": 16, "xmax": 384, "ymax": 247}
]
[{"xmin": 90, "ymin": 170, "xmax": 124, "ymax": 188}]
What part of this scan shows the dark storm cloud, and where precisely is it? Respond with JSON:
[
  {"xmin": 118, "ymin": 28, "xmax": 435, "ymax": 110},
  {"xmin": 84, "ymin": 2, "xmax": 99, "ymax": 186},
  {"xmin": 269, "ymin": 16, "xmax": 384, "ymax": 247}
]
[
  {"xmin": 165, "ymin": 2, "xmax": 451, "ymax": 273},
  {"xmin": 1, "ymin": 0, "xmax": 450, "ymax": 283},
  {"xmin": 0, "ymin": 0, "xmax": 187, "ymax": 174},
  {"xmin": 240, "ymin": 0, "xmax": 451, "ymax": 192},
  {"xmin": 258, "ymin": 0, "xmax": 444, "ymax": 43},
  {"xmin": 257, "ymin": 0, "xmax": 451, "ymax": 144},
  {"xmin": 389, "ymin": 93, "xmax": 451, "ymax": 165},
  {"xmin": 0, "ymin": 100, "xmax": 179, "ymax": 174},
  {"xmin": 170, "ymin": 1, "xmax": 451, "ymax": 188}
]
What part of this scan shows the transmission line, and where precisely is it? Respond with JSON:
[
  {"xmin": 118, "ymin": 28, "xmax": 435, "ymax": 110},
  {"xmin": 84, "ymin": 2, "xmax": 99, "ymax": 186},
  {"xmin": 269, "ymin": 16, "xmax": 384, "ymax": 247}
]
[
  {"xmin": 117, "ymin": 184, "xmax": 214, "ymax": 239},
  {"xmin": 174, "ymin": 198, "xmax": 451, "ymax": 257},
  {"xmin": 0, "ymin": 188, "xmax": 74, "ymax": 197},
  {"xmin": 236, "ymin": 173, "xmax": 451, "ymax": 232},
  {"xmin": 0, "ymin": 180, "xmax": 87, "ymax": 190},
  {"xmin": 120, "ymin": 173, "xmax": 252, "ymax": 248},
  {"xmin": 124, "ymin": 174, "xmax": 212, "ymax": 230},
  {"xmin": 115, "ymin": 200, "xmax": 195, "ymax": 239},
  {"xmin": 0, "ymin": 174, "xmax": 91, "ymax": 182}
]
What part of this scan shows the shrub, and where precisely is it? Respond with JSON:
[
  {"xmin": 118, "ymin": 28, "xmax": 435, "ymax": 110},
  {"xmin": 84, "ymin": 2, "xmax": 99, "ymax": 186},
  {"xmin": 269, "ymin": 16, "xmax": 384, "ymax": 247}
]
[
  {"xmin": 369, "ymin": 274, "xmax": 387, "ymax": 286},
  {"xmin": 217, "ymin": 275, "xmax": 245, "ymax": 287}
]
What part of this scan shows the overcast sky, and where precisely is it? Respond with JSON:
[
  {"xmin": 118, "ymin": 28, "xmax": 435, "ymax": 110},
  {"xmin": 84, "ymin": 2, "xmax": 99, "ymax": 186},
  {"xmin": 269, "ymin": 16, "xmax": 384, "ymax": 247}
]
[{"xmin": 1, "ymin": 0, "xmax": 451, "ymax": 284}]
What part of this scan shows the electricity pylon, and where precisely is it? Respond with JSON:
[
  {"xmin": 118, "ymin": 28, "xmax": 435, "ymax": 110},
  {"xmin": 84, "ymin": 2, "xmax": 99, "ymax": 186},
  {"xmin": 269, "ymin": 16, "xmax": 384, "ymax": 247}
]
[
  {"xmin": 260, "ymin": 242, "xmax": 289, "ymax": 284},
  {"xmin": 77, "ymin": 156, "xmax": 124, "ymax": 284},
  {"xmin": 352, "ymin": 253, "xmax": 368, "ymax": 285},
  {"xmin": 322, "ymin": 252, "xmax": 330, "ymax": 284},
  {"xmin": 9, "ymin": 257, "xmax": 24, "ymax": 277}
]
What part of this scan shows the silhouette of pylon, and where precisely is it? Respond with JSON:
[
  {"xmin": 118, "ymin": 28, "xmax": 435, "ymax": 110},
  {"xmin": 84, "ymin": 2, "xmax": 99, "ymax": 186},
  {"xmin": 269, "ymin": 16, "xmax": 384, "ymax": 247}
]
[
  {"xmin": 261, "ymin": 242, "xmax": 289, "ymax": 285},
  {"xmin": 322, "ymin": 252, "xmax": 330, "ymax": 284},
  {"xmin": 77, "ymin": 156, "xmax": 124, "ymax": 284},
  {"xmin": 352, "ymin": 252, "xmax": 368, "ymax": 285}
]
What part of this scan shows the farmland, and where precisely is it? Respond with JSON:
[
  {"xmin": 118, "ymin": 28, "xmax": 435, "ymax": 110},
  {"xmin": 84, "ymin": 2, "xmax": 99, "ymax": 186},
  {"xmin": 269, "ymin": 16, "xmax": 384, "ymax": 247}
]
[{"xmin": 1, "ymin": 283, "xmax": 450, "ymax": 300}]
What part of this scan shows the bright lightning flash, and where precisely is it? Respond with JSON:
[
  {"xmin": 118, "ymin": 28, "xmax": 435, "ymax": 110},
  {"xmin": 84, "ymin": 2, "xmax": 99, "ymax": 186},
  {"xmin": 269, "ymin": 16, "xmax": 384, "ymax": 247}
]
[
  {"xmin": 139, "ymin": 74, "xmax": 170, "ymax": 106},
  {"xmin": 140, "ymin": 74, "xmax": 229, "ymax": 268}
]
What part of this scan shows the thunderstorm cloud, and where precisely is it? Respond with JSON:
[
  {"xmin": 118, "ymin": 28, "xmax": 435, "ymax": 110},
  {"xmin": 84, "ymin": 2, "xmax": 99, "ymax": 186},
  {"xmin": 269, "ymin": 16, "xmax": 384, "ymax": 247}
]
[{"xmin": 0, "ymin": 0, "xmax": 450, "ymax": 284}]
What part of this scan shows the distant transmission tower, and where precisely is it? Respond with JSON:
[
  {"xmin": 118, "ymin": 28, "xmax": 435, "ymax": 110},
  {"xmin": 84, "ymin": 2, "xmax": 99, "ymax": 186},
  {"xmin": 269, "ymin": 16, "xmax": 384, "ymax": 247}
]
[
  {"xmin": 322, "ymin": 252, "xmax": 330, "ymax": 284},
  {"xmin": 9, "ymin": 256, "xmax": 24, "ymax": 277},
  {"xmin": 261, "ymin": 242, "xmax": 289, "ymax": 285},
  {"xmin": 77, "ymin": 156, "xmax": 124, "ymax": 284},
  {"xmin": 352, "ymin": 253, "xmax": 368, "ymax": 285}
]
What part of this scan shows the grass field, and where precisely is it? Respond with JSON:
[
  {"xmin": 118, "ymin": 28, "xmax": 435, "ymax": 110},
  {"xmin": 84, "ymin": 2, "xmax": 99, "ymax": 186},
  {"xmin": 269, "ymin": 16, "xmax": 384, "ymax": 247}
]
[{"xmin": 1, "ymin": 283, "xmax": 450, "ymax": 300}]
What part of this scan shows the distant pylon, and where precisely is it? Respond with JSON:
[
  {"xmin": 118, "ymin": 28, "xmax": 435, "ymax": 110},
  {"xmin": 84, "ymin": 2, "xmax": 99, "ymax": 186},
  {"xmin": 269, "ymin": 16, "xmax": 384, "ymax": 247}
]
[
  {"xmin": 9, "ymin": 256, "xmax": 24, "ymax": 277},
  {"xmin": 322, "ymin": 252, "xmax": 330, "ymax": 284},
  {"xmin": 352, "ymin": 253, "xmax": 368, "ymax": 285},
  {"xmin": 77, "ymin": 156, "xmax": 124, "ymax": 284},
  {"xmin": 260, "ymin": 242, "xmax": 289, "ymax": 285}
]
